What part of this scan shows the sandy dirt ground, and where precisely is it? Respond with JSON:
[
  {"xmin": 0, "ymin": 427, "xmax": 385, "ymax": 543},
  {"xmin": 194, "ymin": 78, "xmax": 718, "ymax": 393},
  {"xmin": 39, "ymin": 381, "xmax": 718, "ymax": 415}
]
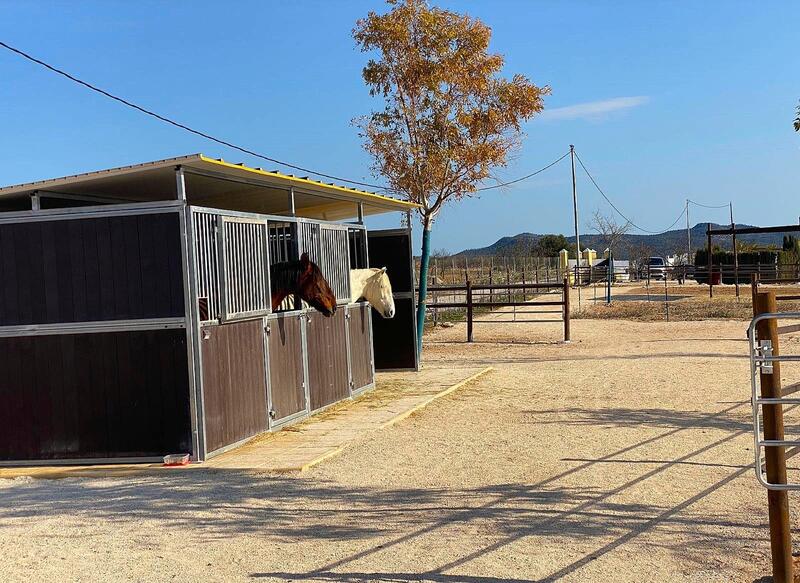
[{"xmin": 3, "ymin": 307, "xmax": 800, "ymax": 582}]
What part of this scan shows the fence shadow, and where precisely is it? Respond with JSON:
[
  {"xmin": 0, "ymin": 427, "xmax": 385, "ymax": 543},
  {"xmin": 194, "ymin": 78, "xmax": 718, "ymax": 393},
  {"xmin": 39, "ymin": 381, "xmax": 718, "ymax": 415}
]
[
  {"xmin": 425, "ymin": 339, "xmax": 564, "ymax": 346},
  {"xmin": 0, "ymin": 475, "xmax": 574, "ymax": 544},
  {"xmin": 0, "ymin": 397, "xmax": 771, "ymax": 581},
  {"xmin": 523, "ymin": 405, "xmax": 753, "ymax": 433},
  {"xmin": 433, "ymin": 351, "xmax": 749, "ymax": 367},
  {"xmin": 250, "ymin": 570, "xmax": 541, "ymax": 582}
]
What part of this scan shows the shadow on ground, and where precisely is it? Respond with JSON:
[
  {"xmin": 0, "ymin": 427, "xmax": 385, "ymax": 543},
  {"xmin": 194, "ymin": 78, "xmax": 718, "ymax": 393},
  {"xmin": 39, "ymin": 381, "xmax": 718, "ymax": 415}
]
[{"xmin": 0, "ymin": 398, "xmax": 769, "ymax": 582}]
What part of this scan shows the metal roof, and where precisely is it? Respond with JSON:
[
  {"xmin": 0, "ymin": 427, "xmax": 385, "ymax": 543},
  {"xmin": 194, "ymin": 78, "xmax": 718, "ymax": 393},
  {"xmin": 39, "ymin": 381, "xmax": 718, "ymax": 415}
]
[{"xmin": 0, "ymin": 154, "xmax": 417, "ymax": 220}]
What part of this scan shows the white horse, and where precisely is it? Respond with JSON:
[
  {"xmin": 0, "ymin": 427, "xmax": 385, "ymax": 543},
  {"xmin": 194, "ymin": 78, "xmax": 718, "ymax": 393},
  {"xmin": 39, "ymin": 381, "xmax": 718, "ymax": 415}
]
[{"xmin": 350, "ymin": 268, "xmax": 395, "ymax": 318}]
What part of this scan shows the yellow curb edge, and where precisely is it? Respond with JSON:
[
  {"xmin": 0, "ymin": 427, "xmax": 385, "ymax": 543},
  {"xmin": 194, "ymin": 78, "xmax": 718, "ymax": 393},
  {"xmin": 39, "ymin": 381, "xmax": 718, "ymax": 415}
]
[
  {"xmin": 378, "ymin": 366, "xmax": 494, "ymax": 430},
  {"xmin": 295, "ymin": 365, "xmax": 494, "ymax": 472}
]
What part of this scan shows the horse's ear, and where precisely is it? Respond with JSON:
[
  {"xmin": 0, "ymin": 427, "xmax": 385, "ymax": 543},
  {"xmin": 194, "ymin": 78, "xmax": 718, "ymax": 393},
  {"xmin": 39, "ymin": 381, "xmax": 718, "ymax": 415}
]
[{"xmin": 380, "ymin": 267, "xmax": 387, "ymax": 274}]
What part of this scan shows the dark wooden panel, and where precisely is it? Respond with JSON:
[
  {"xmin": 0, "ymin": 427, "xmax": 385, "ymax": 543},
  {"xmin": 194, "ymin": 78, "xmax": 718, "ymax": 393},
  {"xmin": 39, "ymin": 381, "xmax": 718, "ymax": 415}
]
[
  {"xmin": 201, "ymin": 319, "xmax": 268, "ymax": 453},
  {"xmin": 0, "ymin": 329, "xmax": 191, "ymax": 461},
  {"xmin": 371, "ymin": 297, "xmax": 417, "ymax": 370},
  {"xmin": 307, "ymin": 310, "xmax": 349, "ymax": 411},
  {"xmin": 0, "ymin": 213, "xmax": 185, "ymax": 326},
  {"xmin": 267, "ymin": 313, "xmax": 306, "ymax": 422},
  {"xmin": 348, "ymin": 303, "xmax": 374, "ymax": 391},
  {"xmin": 368, "ymin": 229, "xmax": 417, "ymax": 371},
  {"xmin": 14, "ymin": 223, "xmax": 35, "ymax": 324},
  {"xmin": 367, "ymin": 230, "xmax": 413, "ymax": 292}
]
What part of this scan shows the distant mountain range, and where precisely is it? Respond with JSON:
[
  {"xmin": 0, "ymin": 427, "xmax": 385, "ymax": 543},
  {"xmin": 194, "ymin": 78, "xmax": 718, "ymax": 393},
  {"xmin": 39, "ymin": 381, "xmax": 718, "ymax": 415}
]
[{"xmin": 455, "ymin": 223, "xmax": 796, "ymax": 259}]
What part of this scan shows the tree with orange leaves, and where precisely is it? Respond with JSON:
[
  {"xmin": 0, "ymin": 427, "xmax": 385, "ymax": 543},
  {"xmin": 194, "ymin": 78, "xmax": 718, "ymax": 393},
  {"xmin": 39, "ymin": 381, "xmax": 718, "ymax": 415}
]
[{"xmin": 353, "ymin": 0, "xmax": 548, "ymax": 355}]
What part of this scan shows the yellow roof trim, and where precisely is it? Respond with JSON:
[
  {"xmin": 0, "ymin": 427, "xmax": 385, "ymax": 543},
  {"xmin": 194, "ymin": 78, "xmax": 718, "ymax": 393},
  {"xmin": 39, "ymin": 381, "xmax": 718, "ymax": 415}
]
[{"xmin": 197, "ymin": 155, "xmax": 418, "ymax": 210}]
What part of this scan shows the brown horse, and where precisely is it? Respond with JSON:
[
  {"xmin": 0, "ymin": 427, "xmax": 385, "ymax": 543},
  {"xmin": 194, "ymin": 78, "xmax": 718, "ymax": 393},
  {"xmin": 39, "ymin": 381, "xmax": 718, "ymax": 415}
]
[{"xmin": 270, "ymin": 252, "xmax": 337, "ymax": 316}]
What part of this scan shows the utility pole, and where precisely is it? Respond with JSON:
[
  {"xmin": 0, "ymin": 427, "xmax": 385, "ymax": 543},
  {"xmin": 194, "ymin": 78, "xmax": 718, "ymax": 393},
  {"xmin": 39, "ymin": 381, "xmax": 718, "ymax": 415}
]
[
  {"xmin": 570, "ymin": 145, "xmax": 581, "ymax": 289},
  {"xmin": 686, "ymin": 199, "xmax": 691, "ymax": 264}
]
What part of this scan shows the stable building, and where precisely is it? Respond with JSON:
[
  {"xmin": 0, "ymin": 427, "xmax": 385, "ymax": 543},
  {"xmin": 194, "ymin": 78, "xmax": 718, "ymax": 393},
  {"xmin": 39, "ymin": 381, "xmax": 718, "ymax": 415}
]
[{"xmin": 0, "ymin": 154, "xmax": 418, "ymax": 464}]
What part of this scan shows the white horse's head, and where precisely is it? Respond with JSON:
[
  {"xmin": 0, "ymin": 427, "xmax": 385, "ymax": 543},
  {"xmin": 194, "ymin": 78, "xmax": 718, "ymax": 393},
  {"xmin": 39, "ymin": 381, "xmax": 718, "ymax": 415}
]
[{"xmin": 365, "ymin": 267, "xmax": 395, "ymax": 319}]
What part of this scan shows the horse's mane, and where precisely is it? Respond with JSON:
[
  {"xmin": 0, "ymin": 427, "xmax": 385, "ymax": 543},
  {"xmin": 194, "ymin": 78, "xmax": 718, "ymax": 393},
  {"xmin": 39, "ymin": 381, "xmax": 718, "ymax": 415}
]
[{"xmin": 270, "ymin": 259, "xmax": 304, "ymax": 292}]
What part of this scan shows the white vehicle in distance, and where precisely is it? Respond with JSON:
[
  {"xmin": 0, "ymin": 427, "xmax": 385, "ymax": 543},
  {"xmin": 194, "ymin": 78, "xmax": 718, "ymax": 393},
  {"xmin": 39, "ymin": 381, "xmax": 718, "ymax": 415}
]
[{"xmin": 644, "ymin": 256, "xmax": 667, "ymax": 280}]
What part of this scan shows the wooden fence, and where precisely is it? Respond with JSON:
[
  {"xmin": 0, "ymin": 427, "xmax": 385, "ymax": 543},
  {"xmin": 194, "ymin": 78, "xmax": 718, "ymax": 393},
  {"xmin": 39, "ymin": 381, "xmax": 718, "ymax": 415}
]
[{"xmin": 421, "ymin": 279, "xmax": 570, "ymax": 342}]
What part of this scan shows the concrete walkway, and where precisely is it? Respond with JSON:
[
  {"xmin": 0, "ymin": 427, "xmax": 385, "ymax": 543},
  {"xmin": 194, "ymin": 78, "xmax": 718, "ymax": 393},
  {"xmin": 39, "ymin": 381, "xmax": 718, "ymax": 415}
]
[
  {"xmin": 206, "ymin": 365, "xmax": 491, "ymax": 471},
  {"xmin": 0, "ymin": 365, "xmax": 491, "ymax": 479}
]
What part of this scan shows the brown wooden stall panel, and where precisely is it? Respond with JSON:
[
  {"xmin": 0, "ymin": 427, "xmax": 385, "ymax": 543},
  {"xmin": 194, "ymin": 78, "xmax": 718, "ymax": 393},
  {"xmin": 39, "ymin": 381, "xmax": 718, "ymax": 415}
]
[
  {"xmin": 201, "ymin": 319, "xmax": 268, "ymax": 454},
  {"xmin": 348, "ymin": 303, "xmax": 374, "ymax": 391},
  {"xmin": 267, "ymin": 313, "xmax": 306, "ymax": 423},
  {"xmin": 0, "ymin": 329, "xmax": 191, "ymax": 461},
  {"xmin": 0, "ymin": 212, "xmax": 185, "ymax": 326},
  {"xmin": 306, "ymin": 309, "xmax": 349, "ymax": 411}
]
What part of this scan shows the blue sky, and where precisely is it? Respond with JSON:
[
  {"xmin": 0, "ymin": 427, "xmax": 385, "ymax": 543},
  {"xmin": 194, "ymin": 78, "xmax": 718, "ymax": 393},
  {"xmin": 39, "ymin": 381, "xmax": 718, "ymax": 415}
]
[{"xmin": 1, "ymin": 1, "xmax": 798, "ymax": 253}]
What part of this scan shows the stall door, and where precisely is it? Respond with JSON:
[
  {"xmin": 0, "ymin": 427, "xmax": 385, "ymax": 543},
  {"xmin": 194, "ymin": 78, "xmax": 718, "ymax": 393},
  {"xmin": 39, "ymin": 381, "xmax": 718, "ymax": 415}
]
[
  {"xmin": 201, "ymin": 319, "xmax": 268, "ymax": 455},
  {"xmin": 367, "ymin": 228, "xmax": 419, "ymax": 371},
  {"xmin": 266, "ymin": 312, "xmax": 307, "ymax": 425},
  {"xmin": 306, "ymin": 310, "xmax": 350, "ymax": 411}
]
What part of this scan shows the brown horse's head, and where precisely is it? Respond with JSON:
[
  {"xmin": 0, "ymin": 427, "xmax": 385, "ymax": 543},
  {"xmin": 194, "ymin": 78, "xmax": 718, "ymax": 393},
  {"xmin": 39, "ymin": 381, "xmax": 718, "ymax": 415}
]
[{"xmin": 298, "ymin": 253, "xmax": 337, "ymax": 317}]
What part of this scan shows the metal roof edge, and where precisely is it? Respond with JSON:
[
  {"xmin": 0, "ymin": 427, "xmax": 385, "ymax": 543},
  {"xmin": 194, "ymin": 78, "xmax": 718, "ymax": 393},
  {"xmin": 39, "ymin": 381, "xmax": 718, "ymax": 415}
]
[
  {"xmin": 0, "ymin": 154, "xmax": 204, "ymax": 196},
  {"xmin": 195, "ymin": 155, "xmax": 418, "ymax": 210},
  {"xmin": 0, "ymin": 153, "xmax": 420, "ymax": 212}
]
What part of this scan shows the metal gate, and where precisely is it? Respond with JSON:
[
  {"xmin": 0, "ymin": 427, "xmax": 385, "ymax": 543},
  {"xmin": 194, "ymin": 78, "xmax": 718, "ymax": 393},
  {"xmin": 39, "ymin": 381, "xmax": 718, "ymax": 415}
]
[
  {"xmin": 220, "ymin": 217, "xmax": 270, "ymax": 320},
  {"xmin": 192, "ymin": 211, "xmax": 221, "ymax": 322},
  {"xmin": 298, "ymin": 220, "xmax": 351, "ymax": 304},
  {"xmin": 749, "ymin": 311, "xmax": 800, "ymax": 490}
]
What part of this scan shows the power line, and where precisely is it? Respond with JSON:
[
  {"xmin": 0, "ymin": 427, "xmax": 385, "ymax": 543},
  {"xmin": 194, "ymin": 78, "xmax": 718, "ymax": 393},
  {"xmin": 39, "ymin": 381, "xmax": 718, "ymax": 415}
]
[
  {"xmin": 687, "ymin": 199, "xmax": 729, "ymax": 210},
  {"xmin": 658, "ymin": 206, "xmax": 689, "ymax": 233},
  {"xmin": 0, "ymin": 40, "xmax": 394, "ymax": 192},
  {"xmin": 1, "ymin": 39, "xmax": 577, "ymax": 198},
  {"xmin": 1, "ymin": 39, "xmax": 728, "ymax": 221},
  {"xmin": 477, "ymin": 151, "xmax": 570, "ymax": 191},
  {"xmin": 573, "ymin": 150, "xmax": 686, "ymax": 235}
]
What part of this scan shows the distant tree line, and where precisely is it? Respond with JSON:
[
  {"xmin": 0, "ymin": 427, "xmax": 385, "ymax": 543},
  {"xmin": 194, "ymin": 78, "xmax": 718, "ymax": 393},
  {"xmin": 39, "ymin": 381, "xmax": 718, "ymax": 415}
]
[{"xmin": 508, "ymin": 234, "xmax": 575, "ymax": 258}]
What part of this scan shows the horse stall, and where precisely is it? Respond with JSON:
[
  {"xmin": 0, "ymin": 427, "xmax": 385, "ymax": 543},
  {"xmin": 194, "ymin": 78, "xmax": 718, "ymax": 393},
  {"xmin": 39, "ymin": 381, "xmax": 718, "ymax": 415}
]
[{"xmin": 0, "ymin": 154, "xmax": 417, "ymax": 464}]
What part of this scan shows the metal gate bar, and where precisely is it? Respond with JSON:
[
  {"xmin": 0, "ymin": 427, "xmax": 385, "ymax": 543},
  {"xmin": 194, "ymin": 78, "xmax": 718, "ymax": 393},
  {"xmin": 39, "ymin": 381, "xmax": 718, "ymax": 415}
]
[{"xmin": 748, "ymin": 311, "xmax": 800, "ymax": 491}]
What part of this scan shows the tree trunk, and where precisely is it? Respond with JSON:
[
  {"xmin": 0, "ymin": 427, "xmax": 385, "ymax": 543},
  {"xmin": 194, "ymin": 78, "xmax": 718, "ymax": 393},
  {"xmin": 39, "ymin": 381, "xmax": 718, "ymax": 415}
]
[{"xmin": 416, "ymin": 216, "xmax": 433, "ymax": 357}]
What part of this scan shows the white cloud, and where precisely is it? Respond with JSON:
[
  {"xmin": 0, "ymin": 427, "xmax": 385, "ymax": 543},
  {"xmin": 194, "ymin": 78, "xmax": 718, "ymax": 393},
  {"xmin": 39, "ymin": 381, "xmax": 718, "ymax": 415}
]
[{"xmin": 539, "ymin": 96, "xmax": 650, "ymax": 121}]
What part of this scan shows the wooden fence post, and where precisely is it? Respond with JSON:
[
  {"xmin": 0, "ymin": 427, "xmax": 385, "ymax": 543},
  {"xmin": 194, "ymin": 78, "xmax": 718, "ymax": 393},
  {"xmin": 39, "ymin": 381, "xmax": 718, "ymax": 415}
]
[
  {"xmin": 751, "ymin": 273, "xmax": 760, "ymax": 317},
  {"xmin": 708, "ymin": 222, "xmax": 714, "ymax": 298},
  {"xmin": 522, "ymin": 265, "xmax": 527, "ymax": 302},
  {"xmin": 466, "ymin": 280, "xmax": 473, "ymax": 343},
  {"xmin": 754, "ymin": 290, "xmax": 793, "ymax": 583},
  {"xmin": 489, "ymin": 257, "xmax": 495, "ymax": 305},
  {"xmin": 563, "ymin": 277, "xmax": 570, "ymax": 342},
  {"xmin": 505, "ymin": 257, "xmax": 511, "ymax": 303}
]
